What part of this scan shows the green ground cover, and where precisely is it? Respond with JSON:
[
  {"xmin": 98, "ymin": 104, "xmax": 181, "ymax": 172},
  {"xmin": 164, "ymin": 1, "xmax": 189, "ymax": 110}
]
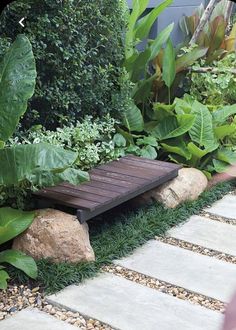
[{"xmin": 9, "ymin": 181, "xmax": 233, "ymax": 293}]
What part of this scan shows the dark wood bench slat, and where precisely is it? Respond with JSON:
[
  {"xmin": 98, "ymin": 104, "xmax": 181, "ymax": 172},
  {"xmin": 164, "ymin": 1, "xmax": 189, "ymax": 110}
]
[
  {"xmin": 61, "ymin": 182, "xmax": 122, "ymax": 198},
  {"xmin": 98, "ymin": 162, "xmax": 161, "ymax": 179},
  {"xmin": 91, "ymin": 168, "xmax": 149, "ymax": 184},
  {"xmin": 126, "ymin": 155, "xmax": 180, "ymax": 169},
  {"xmin": 89, "ymin": 173, "xmax": 141, "ymax": 188},
  {"xmin": 99, "ymin": 160, "xmax": 168, "ymax": 178},
  {"xmin": 35, "ymin": 190, "xmax": 100, "ymax": 210},
  {"xmin": 44, "ymin": 186, "xmax": 111, "ymax": 203},
  {"xmin": 118, "ymin": 157, "xmax": 172, "ymax": 172}
]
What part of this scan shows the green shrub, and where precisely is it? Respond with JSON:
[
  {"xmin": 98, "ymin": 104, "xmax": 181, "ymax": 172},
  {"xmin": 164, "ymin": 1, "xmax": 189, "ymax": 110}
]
[
  {"xmin": 190, "ymin": 53, "xmax": 236, "ymax": 107},
  {"xmin": 9, "ymin": 116, "xmax": 126, "ymax": 171},
  {"xmin": 0, "ymin": 35, "xmax": 88, "ymax": 209},
  {"xmin": 0, "ymin": 0, "xmax": 129, "ymax": 128}
]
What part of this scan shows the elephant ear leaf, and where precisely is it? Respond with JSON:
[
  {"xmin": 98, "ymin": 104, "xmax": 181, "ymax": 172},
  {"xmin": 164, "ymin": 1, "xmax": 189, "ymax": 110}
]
[
  {"xmin": 189, "ymin": 101, "xmax": 216, "ymax": 148},
  {"xmin": 0, "ymin": 143, "xmax": 89, "ymax": 187},
  {"xmin": 0, "ymin": 35, "xmax": 36, "ymax": 142},
  {"xmin": 0, "ymin": 269, "xmax": 9, "ymax": 290},
  {"xmin": 0, "ymin": 250, "xmax": 37, "ymax": 279},
  {"xmin": 0, "ymin": 207, "xmax": 35, "ymax": 245}
]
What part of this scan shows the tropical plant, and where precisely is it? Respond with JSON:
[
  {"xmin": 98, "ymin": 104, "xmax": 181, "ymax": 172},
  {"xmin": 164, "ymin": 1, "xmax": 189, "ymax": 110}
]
[
  {"xmin": 122, "ymin": 0, "xmax": 207, "ymax": 125},
  {"xmin": 158, "ymin": 96, "xmax": 236, "ymax": 177},
  {"xmin": 0, "ymin": 34, "xmax": 89, "ymax": 208},
  {"xmin": 0, "ymin": 208, "xmax": 37, "ymax": 289},
  {"xmin": 180, "ymin": 0, "xmax": 236, "ymax": 60}
]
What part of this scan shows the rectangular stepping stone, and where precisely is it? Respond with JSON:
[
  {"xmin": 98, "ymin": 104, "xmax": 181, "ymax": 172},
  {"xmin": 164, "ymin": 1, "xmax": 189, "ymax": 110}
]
[
  {"xmin": 0, "ymin": 308, "xmax": 79, "ymax": 330},
  {"xmin": 168, "ymin": 215, "xmax": 236, "ymax": 256},
  {"xmin": 116, "ymin": 241, "xmax": 236, "ymax": 302},
  {"xmin": 47, "ymin": 273, "xmax": 222, "ymax": 330},
  {"xmin": 206, "ymin": 195, "xmax": 236, "ymax": 220}
]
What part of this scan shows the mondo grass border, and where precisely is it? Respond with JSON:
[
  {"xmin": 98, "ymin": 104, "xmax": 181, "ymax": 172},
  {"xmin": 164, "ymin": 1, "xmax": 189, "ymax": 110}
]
[{"xmin": 9, "ymin": 182, "xmax": 234, "ymax": 293}]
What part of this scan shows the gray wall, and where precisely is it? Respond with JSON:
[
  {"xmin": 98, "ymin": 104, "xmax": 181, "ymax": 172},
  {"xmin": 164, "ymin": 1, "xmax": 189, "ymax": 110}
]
[{"xmin": 127, "ymin": 0, "xmax": 208, "ymax": 45}]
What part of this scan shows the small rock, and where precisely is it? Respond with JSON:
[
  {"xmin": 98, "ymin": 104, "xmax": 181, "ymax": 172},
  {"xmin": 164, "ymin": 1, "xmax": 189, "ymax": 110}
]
[{"xmin": 148, "ymin": 168, "xmax": 208, "ymax": 208}]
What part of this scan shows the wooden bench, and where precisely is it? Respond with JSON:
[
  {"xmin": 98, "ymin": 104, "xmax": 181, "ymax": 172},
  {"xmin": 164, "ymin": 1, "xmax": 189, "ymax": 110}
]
[{"xmin": 35, "ymin": 155, "xmax": 181, "ymax": 223}]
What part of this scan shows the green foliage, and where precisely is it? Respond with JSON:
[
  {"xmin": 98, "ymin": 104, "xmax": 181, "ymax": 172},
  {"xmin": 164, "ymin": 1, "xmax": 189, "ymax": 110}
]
[
  {"xmin": 0, "ymin": 0, "xmax": 129, "ymax": 128},
  {"xmin": 159, "ymin": 96, "xmax": 236, "ymax": 176},
  {"xmin": 180, "ymin": 1, "xmax": 236, "ymax": 58},
  {"xmin": 124, "ymin": 0, "xmax": 207, "ymax": 107},
  {"xmin": 0, "ymin": 207, "xmax": 37, "ymax": 289},
  {"xmin": 0, "ymin": 207, "xmax": 34, "ymax": 245},
  {"xmin": 9, "ymin": 116, "xmax": 125, "ymax": 171},
  {"xmin": 0, "ymin": 35, "xmax": 89, "ymax": 208},
  {"xmin": 0, "ymin": 34, "xmax": 36, "ymax": 143},
  {"xmin": 0, "ymin": 143, "xmax": 88, "ymax": 207},
  {"xmin": 190, "ymin": 53, "xmax": 236, "ymax": 106},
  {"xmin": 162, "ymin": 38, "xmax": 176, "ymax": 102}
]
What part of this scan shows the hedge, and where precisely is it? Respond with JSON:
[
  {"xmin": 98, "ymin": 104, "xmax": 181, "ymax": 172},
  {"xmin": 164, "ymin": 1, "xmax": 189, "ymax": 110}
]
[{"xmin": 0, "ymin": 0, "xmax": 128, "ymax": 128}]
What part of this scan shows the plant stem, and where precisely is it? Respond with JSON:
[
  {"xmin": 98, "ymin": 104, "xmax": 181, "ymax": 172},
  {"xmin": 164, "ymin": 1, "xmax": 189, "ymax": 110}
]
[{"xmin": 190, "ymin": 0, "xmax": 220, "ymax": 45}]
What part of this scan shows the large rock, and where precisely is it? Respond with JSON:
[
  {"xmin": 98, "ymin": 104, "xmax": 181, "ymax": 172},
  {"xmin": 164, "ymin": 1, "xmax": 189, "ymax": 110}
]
[
  {"xmin": 151, "ymin": 168, "xmax": 208, "ymax": 208},
  {"xmin": 13, "ymin": 209, "xmax": 95, "ymax": 263}
]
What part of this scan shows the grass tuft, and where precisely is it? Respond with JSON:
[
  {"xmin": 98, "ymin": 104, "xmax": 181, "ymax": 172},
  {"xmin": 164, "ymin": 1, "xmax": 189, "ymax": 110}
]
[{"xmin": 9, "ymin": 182, "xmax": 234, "ymax": 293}]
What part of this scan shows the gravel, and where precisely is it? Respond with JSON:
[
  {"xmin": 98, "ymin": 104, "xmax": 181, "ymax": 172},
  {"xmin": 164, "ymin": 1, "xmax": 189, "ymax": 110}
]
[
  {"xmin": 156, "ymin": 236, "xmax": 236, "ymax": 264},
  {"xmin": 0, "ymin": 285, "xmax": 113, "ymax": 330},
  {"xmin": 102, "ymin": 265, "xmax": 226, "ymax": 313},
  {"xmin": 201, "ymin": 211, "xmax": 236, "ymax": 224}
]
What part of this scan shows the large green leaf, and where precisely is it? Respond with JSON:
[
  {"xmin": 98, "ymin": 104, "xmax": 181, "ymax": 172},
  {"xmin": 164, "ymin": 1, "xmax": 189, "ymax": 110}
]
[
  {"xmin": 161, "ymin": 138, "xmax": 191, "ymax": 160},
  {"xmin": 212, "ymin": 105, "xmax": 236, "ymax": 125},
  {"xmin": 152, "ymin": 102, "xmax": 176, "ymax": 119},
  {"xmin": 208, "ymin": 16, "xmax": 226, "ymax": 55},
  {"xmin": 0, "ymin": 143, "xmax": 89, "ymax": 187},
  {"xmin": 216, "ymin": 148, "xmax": 236, "ymax": 165},
  {"xmin": 174, "ymin": 98, "xmax": 192, "ymax": 114},
  {"xmin": 0, "ymin": 35, "xmax": 36, "ymax": 142},
  {"xmin": 189, "ymin": 101, "xmax": 215, "ymax": 148},
  {"xmin": 130, "ymin": 48, "xmax": 151, "ymax": 82},
  {"xmin": 187, "ymin": 142, "xmax": 219, "ymax": 159},
  {"xmin": 133, "ymin": 73, "xmax": 157, "ymax": 104},
  {"xmin": 162, "ymin": 38, "xmax": 176, "ymax": 89},
  {"xmin": 134, "ymin": 0, "xmax": 173, "ymax": 41},
  {"xmin": 126, "ymin": 0, "xmax": 149, "ymax": 58},
  {"xmin": 151, "ymin": 114, "xmax": 195, "ymax": 140},
  {"xmin": 0, "ymin": 269, "xmax": 9, "ymax": 290},
  {"xmin": 212, "ymin": 159, "xmax": 229, "ymax": 173},
  {"xmin": 122, "ymin": 103, "xmax": 144, "ymax": 132},
  {"xmin": 0, "ymin": 207, "xmax": 35, "ymax": 245},
  {"xmin": 149, "ymin": 23, "xmax": 174, "ymax": 61},
  {"xmin": 176, "ymin": 47, "xmax": 207, "ymax": 73},
  {"xmin": 214, "ymin": 124, "xmax": 236, "ymax": 140},
  {"xmin": 0, "ymin": 250, "xmax": 37, "ymax": 279}
]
